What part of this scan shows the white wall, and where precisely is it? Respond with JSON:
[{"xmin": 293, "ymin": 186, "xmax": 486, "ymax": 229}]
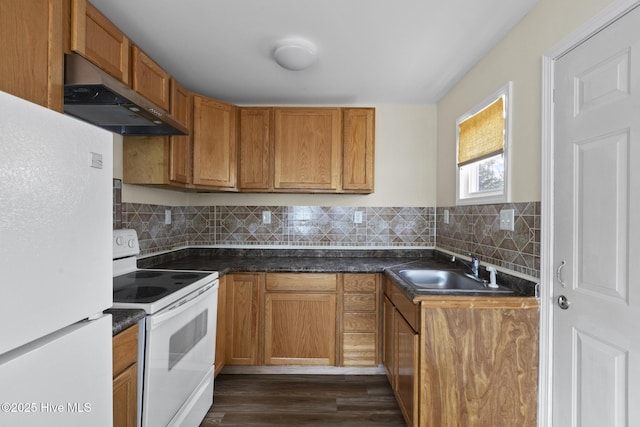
[
  {"xmin": 114, "ymin": 104, "xmax": 438, "ymax": 207},
  {"xmin": 436, "ymin": 0, "xmax": 614, "ymax": 206}
]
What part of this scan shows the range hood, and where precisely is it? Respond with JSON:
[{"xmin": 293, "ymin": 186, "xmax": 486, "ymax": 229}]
[{"xmin": 64, "ymin": 54, "xmax": 187, "ymax": 135}]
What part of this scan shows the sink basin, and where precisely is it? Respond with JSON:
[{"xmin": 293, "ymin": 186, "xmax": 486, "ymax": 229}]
[{"xmin": 396, "ymin": 269, "xmax": 514, "ymax": 294}]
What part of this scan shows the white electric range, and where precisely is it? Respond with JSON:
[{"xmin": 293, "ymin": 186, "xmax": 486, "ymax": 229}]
[{"xmin": 112, "ymin": 229, "xmax": 218, "ymax": 427}]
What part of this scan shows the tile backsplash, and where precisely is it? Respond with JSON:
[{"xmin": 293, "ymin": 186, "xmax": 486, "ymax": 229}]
[
  {"xmin": 436, "ymin": 202, "xmax": 540, "ymax": 278},
  {"xmin": 113, "ymin": 180, "xmax": 540, "ymax": 277}
]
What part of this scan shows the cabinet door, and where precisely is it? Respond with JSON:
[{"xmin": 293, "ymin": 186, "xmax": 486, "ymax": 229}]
[
  {"xmin": 382, "ymin": 295, "xmax": 396, "ymax": 385},
  {"xmin": 225, "ymin": 273, "xmax": 262, "ymax": 365},
  {"xmin": 131, "ymin": 45, "xmax": 170, "ymax": 111},
  {"xmin": 192, "ymin": 95, "xmax": 238, "ymax": 190},
  {"xmin": 168, "ymin": 79, "xmax": 192, "ymax": 185},
  {"xmin": 264, "ymin": 292, "xmax": 336, "ymax": 366},
  {"xmin": 273, "ymin": 108, "xmax": 341, "ymax": 191},
  {"xmin": 421, "ymin": 304, "xmax": 539, "ymax": 426},
  {"xmin": 113, "ymin": 363, "xmax": 137, "ymax": 427},
  {"xmin": 342, "ymin": 108, "xmax": 375, "ymax": 192},
  {"xmin": 1, "ymin": 0, "xmax": 64, "ymax": 111},
  {"xmin": 70, "ymin": 0, "xmax": 129, "ymax": 84},
  {"xmin": 396, "ymin": 314, "xmax": 418, "ymax": 427},
  {"xmin": 239, "ymin": 107, "xmax": 272, "ymax": 190},
  {"xmin": 214, "ymin": 275, "xmax": 226, "ymax": 377}
]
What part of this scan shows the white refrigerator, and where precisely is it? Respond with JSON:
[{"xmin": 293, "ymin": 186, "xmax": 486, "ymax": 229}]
[{"xmin": 0, "ymin": 91, "xmax": 113, "ymax": 427}]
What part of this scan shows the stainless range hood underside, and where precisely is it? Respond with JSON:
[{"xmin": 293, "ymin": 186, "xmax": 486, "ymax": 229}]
[{"xmin": 64, "ymin": 54, "xmax": 188, "ymax": 136}]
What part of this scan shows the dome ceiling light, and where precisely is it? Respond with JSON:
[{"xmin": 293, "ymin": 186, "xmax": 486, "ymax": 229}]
[{"xmin": 273, "ymin": 38, "xmax": 317, "ymax": 71}]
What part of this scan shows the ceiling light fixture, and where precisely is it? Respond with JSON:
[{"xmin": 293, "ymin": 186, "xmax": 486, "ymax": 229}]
[{"xmin": 273, "ymin": 38, "xmax": 317, "ymax": 71}]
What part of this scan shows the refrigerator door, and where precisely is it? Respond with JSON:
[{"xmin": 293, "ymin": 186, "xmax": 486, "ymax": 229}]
[
  {"xmin": 0, "ymin": 91, "xmax": 113, "ymax": 354},
  {"xmin": 0, "ymin": 315, "xmax": 113, "ymax": 427}
]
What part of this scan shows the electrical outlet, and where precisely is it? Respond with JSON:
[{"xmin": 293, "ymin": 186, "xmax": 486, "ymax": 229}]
[
  {"xmin": 499, "ymin": 209, "xmax": 514, "ymax": 231},
  {"xmin": 165, "ymin": 208, "xmax": 172, "ymax": 225},
  {"xmin": 354, "ymin": 211, "xmax": 363, "ymax": 224},
  {"xmin": 444, "ymin": 209, "xmax": 450, "ymax": 224},
  {"xmin": 262, "ymin": 211, "xmax": 271, "ymax": 225}
]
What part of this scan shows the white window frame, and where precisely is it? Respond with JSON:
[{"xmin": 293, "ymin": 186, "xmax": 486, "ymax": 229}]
[{"xmin": 455, "ymin": 81, "xmax": 512, "ymax": 206}]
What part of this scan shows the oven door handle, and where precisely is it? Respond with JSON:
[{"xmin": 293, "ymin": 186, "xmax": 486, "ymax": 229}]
[{"xmin": 149, "ymin": 281, "xmax": 218, "ymax": 330}]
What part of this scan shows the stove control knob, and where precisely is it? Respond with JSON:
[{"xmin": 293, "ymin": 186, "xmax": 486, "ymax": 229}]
[
  {"xmin": 127, "ymin": 239, "xmax": 135, "ymax": 248},
  {"xmin": 115, "ymin": 236, "xmax": 123, "ymax": 246}
]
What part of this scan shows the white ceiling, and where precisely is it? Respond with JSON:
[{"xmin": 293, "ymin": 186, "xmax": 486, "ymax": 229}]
[{"xmin": 89, "ymin": 0, "xmax": 538, "ymax": 105}]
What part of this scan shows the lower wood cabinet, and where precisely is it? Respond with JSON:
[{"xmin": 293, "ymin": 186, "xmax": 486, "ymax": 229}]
[
  {"xmin": 214, "ymin": 274, "xmax": 226, "ymax": 377},
  {"xmin": 264, "ymin": 273, "xmax": 337, "ymax": 366},
  {"xmin": 225, "ymin": 273, "xmax": 263, "ymax": 366},
  {"xmin": 224, "ymin": 272, "xmax": 381, "ymax": 368},
  {"xmin": 395, "ymin": 313, "xmax": 418, "ymax": 426},
  {"xmin": 382, "ymin": 276, "xmax": 539, "ymax": 427},
  {"xmin": 112, "ymin": 323, "xmax": 138, "ymax": 427},
  {"xmin": 264, "ymin": 292, "xmax": 336, "ymax": 366},
  {"xmin": 420, "ymin": 300, "xmax": 539, "ymax": 426},
  {"xmin": 341, "ymin": 273, "xmax": 379, "ymax": 367}
]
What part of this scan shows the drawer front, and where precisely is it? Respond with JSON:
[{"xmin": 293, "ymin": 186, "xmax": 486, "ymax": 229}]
[
  {"xmin": 344, "ymin": 293, "xmax": 376, "ymax": 312},
  {"xmin": 342, "ymin": 333, "xmax": 377, "ymax": 367},
  {"xmin": 266, "ymin": 273, "xmax": 337, "ymax": 292},
  {"xmin": 343, "ymin": 273, "xmax": 376, "ymax": 293},
  {"xmin": 113, "ymin": 324, "xmax": 138, "ymax": 377},
  {"xmin": 392, "ymin": 285, "xmax": 419, "ymax": 332},
  {"xmin": 344, "ymin": 312, "xmax": 377, "ymax": 332}
]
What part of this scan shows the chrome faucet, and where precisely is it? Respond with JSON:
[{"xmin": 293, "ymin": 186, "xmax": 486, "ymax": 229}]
[
  {"xmin": 470, "ymin": 255, "xmax": 480, "ymax": 278},
  {"xmin": 451, "ymin": 254, "xmax": 481, "ymax": 279}
]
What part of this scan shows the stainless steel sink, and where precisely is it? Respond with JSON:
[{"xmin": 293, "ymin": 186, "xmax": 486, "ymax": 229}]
[{"xmin": 396, "ymin": 269, "xmax": 514, "ymax": 293}]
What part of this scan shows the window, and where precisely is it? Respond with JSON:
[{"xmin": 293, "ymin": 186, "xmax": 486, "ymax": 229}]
[{"xmin": 456, "ymin": 82, "xmax": 512, "ymax": 205}]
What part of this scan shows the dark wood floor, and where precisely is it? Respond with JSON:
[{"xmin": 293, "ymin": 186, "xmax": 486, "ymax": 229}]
[{"xmin": 199, "ymin": 374, "xmax": 407, "ymax": 426}]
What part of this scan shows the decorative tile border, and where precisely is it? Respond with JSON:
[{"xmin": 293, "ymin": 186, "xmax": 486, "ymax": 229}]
[
  {"xmin": 436, "ymin": 202, "xmax": 540, "ymax": 278},
  {"xmin": 112, "ymin": 182, "xmax": 539, "ymax": 277}
]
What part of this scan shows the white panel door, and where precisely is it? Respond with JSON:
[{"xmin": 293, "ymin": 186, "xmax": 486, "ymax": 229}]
[{"xmin": 553, "ymin": 6, "xmax": 640, "ymax": 426}]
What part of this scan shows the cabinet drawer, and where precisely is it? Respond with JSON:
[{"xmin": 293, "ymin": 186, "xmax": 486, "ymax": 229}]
[
  {"xmin": 266, "ymin": 273, "xmax": 337, "ymax": 292},
  {"xmin": 344, "ymin": 293, "xmax": 376, "ymax": 312},
  {"xmin": 344, "ymin": 312, "xmax": 376, "ymax": 332},
  {"xmin": 343, "ymin": 273, "xmax": 376, "ymax": 293},
  {"xmin": 342, "ymin": 333, "xmax": 377, "ymax": 366},
  {"xmin": 113, "ymin": 324, "xmax": 138, "ymax": 376}
]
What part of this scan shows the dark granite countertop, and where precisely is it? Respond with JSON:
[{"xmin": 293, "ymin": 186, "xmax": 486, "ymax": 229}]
[
  {"xmin": 139, "ymin": 248, "xmax": 536, "ymax": 298},
  {"xmin": 105, "ymin": 308, "xmax": 145, "ymax": 336}
]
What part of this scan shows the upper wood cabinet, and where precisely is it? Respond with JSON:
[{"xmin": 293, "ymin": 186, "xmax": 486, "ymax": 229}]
[
  {"xmin": 273, "ymin": 108, "xmax": 341, "ymax": 191},
  {"xmin": 238, "ymin": 107, "xmax": 375, "ymax": 194},
  {"xmin": 131, "ymin": 45, "xmax": 170, "ymax": 111},
  {"xmin": 192, "ymin": 95, "xmax": 238, "ymax": 191},
  {"xmin": 70, "ymin": 0, "xmax": 130, "ymax": 84},
  {"xmin": 168, "ymin": 79, "xmax": 192, "ymax": 186},
  {"xmin": 239, "ymin": 107, "xmax": 272, "ymax": 190},
  {"xmin": 123, "ymin": 79, "xmax": 191, "ymax": 188},
  {"xmin": 342, "ymin": 108, "xmax": 375, "ymax": 192},
  {"xmin": 1, "ymin": 0, "xmax": 64, "ymax": 111}
]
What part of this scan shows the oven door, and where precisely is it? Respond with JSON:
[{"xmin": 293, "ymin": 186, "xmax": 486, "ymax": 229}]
[{"xmin": 142, "ymin": 281, "xmax": 218, "ymax": 427}]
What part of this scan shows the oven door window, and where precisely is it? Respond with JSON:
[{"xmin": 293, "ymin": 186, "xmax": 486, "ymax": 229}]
[{"xmin": 169, "ymin": 310, "xmax": 207, "ymax": 370}]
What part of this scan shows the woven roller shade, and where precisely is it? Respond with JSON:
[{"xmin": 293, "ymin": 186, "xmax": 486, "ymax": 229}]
[{"xmin": 458, "ymin": 97, "xmax": 504, "ymax": 166}]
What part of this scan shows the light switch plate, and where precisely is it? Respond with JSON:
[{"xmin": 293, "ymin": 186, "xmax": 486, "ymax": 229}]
[
  {"xmin": 354, "ymin": 211, "xmax": 363, "ymax": 224},
  {"xmin": 165, "ymin": 208, "xmax": 172, "ymax": 225},
  {"xmin": 499, "ymin": 209, "xmax": 514, "ymax": 231},
  {"xmin": 444, "ymin": 209, "xmax": 450, "ymax": 224}
]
